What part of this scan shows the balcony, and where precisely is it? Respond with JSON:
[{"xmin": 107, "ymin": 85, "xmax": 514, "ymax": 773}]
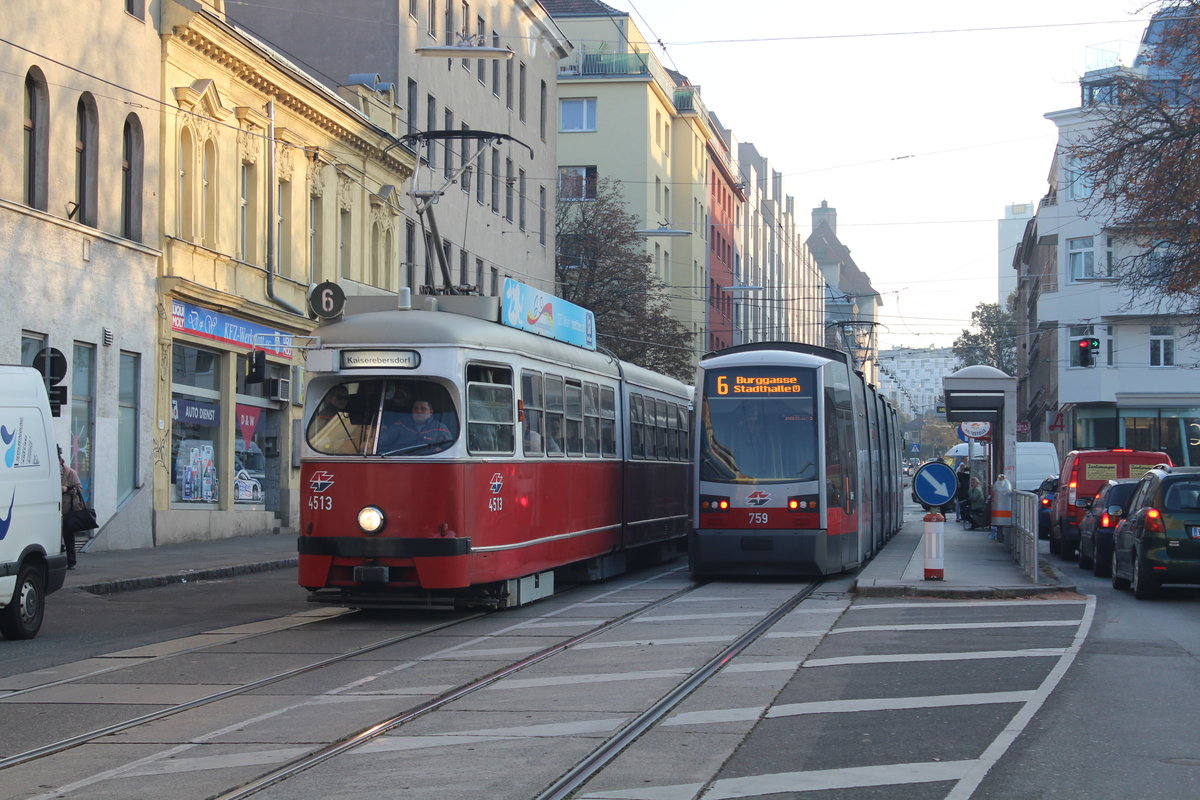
[
  {"xmin": 673, "ymin": 86, "xmax": 708, "ymax": 119},
  {"xmin": 559, "ymin": 49, "xmax": 676, "ymax": 100}
]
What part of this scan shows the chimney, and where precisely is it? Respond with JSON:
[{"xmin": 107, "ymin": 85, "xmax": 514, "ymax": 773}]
[{"xmin": 812, "ymin": 199, "xmax": 836, "ymax": 236}]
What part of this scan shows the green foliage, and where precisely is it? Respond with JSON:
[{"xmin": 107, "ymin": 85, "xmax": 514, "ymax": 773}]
[{"xmin": 952, "ymin": 299, "xmax": 1017, "ymax": 376}]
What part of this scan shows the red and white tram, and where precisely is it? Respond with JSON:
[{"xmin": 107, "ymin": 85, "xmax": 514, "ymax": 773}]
[
  {"xmin": 689, "ymin": 342, "xmax": 903, "ymax": 577},
  {"xmin": 297, "ymin": 289, "xmax": 691, "ymax": 608}
]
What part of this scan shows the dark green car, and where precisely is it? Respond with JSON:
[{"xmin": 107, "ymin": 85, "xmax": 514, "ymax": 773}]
[{"xmin": 1112, "ymin": 466, "xmax": 1200, "ymax": 599}]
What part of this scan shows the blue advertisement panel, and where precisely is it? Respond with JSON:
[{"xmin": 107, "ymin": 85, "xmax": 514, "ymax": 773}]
[
  {"xmin": 170, "ymin": 300, "xmax": 294, "ymax": 358},
  {"xmin": 501, "ymin": 278, "xmax": 596, "ymax": 351}
]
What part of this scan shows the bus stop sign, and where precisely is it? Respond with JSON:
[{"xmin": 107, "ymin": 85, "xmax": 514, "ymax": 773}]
[{"xmin": 912, "ymin": 460, "xmax": 957, "ymax": 508}]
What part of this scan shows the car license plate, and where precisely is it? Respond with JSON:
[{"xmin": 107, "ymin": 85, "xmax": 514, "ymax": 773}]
[{"xmin": 1191, "ymin": 526, "xmax": 1200, "ymax": 540}]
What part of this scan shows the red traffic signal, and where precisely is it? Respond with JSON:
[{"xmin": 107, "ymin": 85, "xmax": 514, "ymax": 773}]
[{"xmin": 1076, "ymin": 338, "xmax": 1094, "ymax": 367}]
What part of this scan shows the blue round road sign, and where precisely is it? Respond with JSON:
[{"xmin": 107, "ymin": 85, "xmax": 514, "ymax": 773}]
[{"xmin": 912, "ymin": 461, "xmax": 957, "ymax": 507}]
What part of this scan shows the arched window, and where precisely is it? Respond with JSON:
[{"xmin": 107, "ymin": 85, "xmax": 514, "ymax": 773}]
[
  {"xmin": 75, "ymin": 94, "xmax": 99, "ymax": 227},
  {"xmin": 121, "ymin": 115, "xmax": 144, "ymax": 242},
  {"xmin": 383, "ymin": 228, "xmax": 395, "ymax": 291},
  {"xmin": 179, "ymin": 127, "xmax": 195, "ymax": 239},
  {"xmin": 23, "ymin": 68, "xmax": 49, "ymax": 211},
  {"xmin": 203, "ymin": 139, "xmax": 217, "ymax": 246}
]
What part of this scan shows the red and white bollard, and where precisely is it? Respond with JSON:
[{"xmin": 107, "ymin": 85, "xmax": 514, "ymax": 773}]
[{"xmin": 923, "ymin": 510, "xmax": 945, "ymax": 581}]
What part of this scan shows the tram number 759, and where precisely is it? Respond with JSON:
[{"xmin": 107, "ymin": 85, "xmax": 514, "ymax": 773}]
[{"xmin": 748, "ymin": 512, "xmax": 769, "ymax": 525}]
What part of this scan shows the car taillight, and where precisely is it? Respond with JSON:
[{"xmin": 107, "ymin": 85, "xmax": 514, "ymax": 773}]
[
  {"xmin": 1067, "ymin": 465, "xmax": 1079, "ymax": 505},
  {"xmin": 1040, "ymin": 497, "xmax": 1051, "ymax": 508},
  {"xmin": 1146, "ymin": 508, "xmax": 1165, "ymax": 533},
  {"xmin": 1101, "ymin": 512, "xmax": 1111, "ymax": 528}
]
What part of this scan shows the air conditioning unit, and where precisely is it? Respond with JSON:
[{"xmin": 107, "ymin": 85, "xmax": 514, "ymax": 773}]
[{"xmin": 267, "ymin": 378, "xmax": 291, "ymax": 403}]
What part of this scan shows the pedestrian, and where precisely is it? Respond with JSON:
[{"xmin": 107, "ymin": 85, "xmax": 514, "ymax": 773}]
[
  {"xmin": 955, "ymin": 462, "xmax": 970, "ymax": 523},
  {"xmin": 59, "ymin": 446, "xmax": 81, "ymax": 569},
  {"xmin": 965, "ymin": 476, "xmax": 988, "ymax": 530}
]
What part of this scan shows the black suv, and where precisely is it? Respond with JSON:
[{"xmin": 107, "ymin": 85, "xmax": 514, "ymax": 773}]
[
  {"xmin": 1077, "ymin": 478, "xmax": 1139, "ymax": 577},
  {"xmin": 1112, "ymin": 466, "xmax": 1200, "ymax": 599}
]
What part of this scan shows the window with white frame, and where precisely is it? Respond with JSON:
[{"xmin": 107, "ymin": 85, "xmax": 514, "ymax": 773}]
[
  {"xmin": 1068, "ymin": 236, "xmax": 1095, "ymax": 280},
  {"xmin": 1150, "ymin": 325, "xmax": 1175, "ymax": 367},
  {"xmin": 558, "ymin": 166, "xmax": 597, "ymax": 200},
  {"xmin": 560, "ymin": 98, "xmax": 596, "ymax": 132},
  {"xmin": 1067, "ymin": 155, "xmax": 1093, "ymax": 200}
]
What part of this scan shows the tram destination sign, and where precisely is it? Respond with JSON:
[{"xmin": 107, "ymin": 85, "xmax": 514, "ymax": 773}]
[
  {"xmin": 708, "ymin": 372, "xmax": 807, "ymax": 396},
  {"xmin": 340, "ymin": 350, "xmax": 420, "ymax": 369}
]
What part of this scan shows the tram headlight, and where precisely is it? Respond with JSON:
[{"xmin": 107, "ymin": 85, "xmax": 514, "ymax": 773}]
[
  {"xmin": 787, "ymin": 495, "xmax": 818, "ymax": 511},
  {"xmin": 357, "ymin": 505, "xmax": 386, "ymax": 534},
  {"xmin": 700, "ymin": 495, "xmax": 730, "ymax": 511}
]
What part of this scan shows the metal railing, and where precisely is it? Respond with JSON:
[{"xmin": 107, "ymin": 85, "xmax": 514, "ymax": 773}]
[{"xmin": 1006, "ymin": 490, "xmax": 1040, "ymax": 582}]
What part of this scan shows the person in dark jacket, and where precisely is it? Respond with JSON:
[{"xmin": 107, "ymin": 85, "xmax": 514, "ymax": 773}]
[
  {"xmin": 955, "ymin": 462, "xmax": 970, "ymax": 522},
  {"xmin": 59, "ymin": 446, "xmax": 82, "ymax": 569},
  {"xmin": 965, "ymin": 477, "xmax": 988, "ymax": 530}
]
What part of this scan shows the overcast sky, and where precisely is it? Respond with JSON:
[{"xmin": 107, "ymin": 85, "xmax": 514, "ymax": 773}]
[{"xmin": 596, "ymin": 0, "xmax": 1156, "ymax": 349}]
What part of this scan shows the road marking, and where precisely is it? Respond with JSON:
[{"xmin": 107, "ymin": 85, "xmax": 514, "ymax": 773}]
[
  {"xmin": 768, "ymin": 690, "xmax": 1035, "ymax": 717},
  {"xmin": 851, "ymin": 599, "xmax": 1086, "ymax": 610},
  {"xmin": 832, "ymin": 620, "xmax": 1078, "ymax": 634},
  {"xmin": 804, "ymin": 647, "xmax": 1066, "ymax": 668},
  {"xmin": 579, "ymin": 760, "xmax": 978, "ymax": 799}
]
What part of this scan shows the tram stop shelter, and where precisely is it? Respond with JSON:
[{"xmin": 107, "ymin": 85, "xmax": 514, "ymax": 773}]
[{"xmin": 941, "ymin": 365, "xmax": 1017, "ymax": 493}]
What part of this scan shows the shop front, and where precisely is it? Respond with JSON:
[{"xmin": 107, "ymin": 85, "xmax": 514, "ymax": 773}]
[
  {"xmin": 156, "ymin": 295, "xmax": 306, "ymax": 544},
  {"xmin": 1074, "ymin": 403, "xmax": 1200, "ymax": 466}
]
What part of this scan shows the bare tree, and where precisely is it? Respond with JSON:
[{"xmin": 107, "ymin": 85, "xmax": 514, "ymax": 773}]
[
  {"xmin": 556, "ymin": 177, "xmax": 693, "ymax": 381},
  {"xmin": 1071, "ymin": 2, "xmax": 1200, "ymax": 331}
]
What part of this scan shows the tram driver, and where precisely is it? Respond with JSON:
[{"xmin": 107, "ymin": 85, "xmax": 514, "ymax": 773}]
[{"xmin": 381, "ymin": 398, "xmax": 454, "ymax": 453}]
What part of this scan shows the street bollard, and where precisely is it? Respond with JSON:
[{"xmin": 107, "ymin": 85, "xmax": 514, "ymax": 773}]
[{"xmin": 923, "ymin": 510, "xmax": 945, "ymax": 580}]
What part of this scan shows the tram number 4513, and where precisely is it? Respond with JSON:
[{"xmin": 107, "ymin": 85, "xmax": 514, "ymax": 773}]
[{"xmin": 488, "ymin": 497, "xmax": 504, "ymax": 512}]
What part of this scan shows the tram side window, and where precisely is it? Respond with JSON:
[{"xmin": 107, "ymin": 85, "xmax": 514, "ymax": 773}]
[
  {"xmin": 544, "ymin": 374, "xmax": 565, "ymax": 456},
  {"xmin": 677, "ymin": 404, "xmax": 691, "ymax": 461},
  {"xmin": 565, "ymin": 379, "xmax": 584, "ymax": 456},
  {"xmin": 666, "ymin": 400, "xmax": 679, "ymax": 460},
  {"xmin": 466, "ymin": 364, "xmax": 514, "ymax": 454},
  {"xmin": 521, "ymin": 370, "xmax": 544, "ymax": 456},
  {"xmin": 583, "ymin": 382, "xmax": 600, "ymax": 457},
  {"xmin": 630, "ymin": 393, "xmax": 645, "ymax": 459},
  {"xmin": 655, "ymin": 399, "xmax": 669, "ymax": 459},
  {"xmin": 600, "ymin": 386, "xmax": 617, "ymax": 457}
]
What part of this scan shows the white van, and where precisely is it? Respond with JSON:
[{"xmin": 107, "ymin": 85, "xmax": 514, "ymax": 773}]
[
  {"xmin": 0, "ymin": 366, "xmax": 68, "ymax": 639},
  {"xmin": 943, "ymin": 441, "xmax": 1060, "ymax": 493}
]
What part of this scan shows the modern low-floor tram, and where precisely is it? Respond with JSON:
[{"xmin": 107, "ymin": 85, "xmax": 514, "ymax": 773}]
[{"xmin": 689, "ymin": 342, "xmax": 903, "ymax": 577}]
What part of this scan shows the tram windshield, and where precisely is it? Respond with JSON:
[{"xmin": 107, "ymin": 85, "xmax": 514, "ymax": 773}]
[
  {"xmin": 699, "ymin": 366, "xmax": 818, "ymax": 484},
  {"xmin": 306, "ymin": 379, "xmax": 458, "ymax": 456}
]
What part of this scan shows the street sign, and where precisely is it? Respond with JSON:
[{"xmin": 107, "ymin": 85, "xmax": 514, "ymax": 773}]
[
  {"xmin": 309, "ymin": 281, "xmax": 346, "ymax": 320},
  {"xmin": 909, "ymin": 443, "xmax": 920, "ymax": 454},
  {"xmin": 32, "ymin": 347, "xmax": 67, "ymax": 385},
  {"xmin": 912, "ymin": 460, "xmax": 957, "ymax": 508},
  {"xmin": 960, "ymin": 421, "xmax": 991, "ymax": 439}
]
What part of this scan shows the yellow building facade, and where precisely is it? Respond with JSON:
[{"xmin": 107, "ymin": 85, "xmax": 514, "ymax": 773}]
[{"xmin": 156, "ymin": 0, "xmax": 416, "ymax": 543}]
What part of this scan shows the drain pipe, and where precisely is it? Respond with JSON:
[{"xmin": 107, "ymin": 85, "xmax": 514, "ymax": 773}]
[{"xmin": 265, "ymin": 99, "xmax": 304, "ymax": 316}]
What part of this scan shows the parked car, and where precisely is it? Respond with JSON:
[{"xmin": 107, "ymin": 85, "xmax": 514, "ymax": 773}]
[
  {"xmin": 1077, "ymin": 478, "xmax": 1139, "ymax": 577},
  {"xmin": 1050, "ymin": 448, "xmax": 1171, "ymax": 560},
  {"xmin": 1036, "ymin": 476, "xmax": 1058, "ymax": 540},
  {"xmin": 1111, "ymin": 466, "xmax": 1200, "ymax": 599}
]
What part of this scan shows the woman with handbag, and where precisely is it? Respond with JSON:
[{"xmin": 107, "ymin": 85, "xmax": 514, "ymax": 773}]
[{"xmin": 59, "ymin": 446, "xmax": 82, "ymax": 569}]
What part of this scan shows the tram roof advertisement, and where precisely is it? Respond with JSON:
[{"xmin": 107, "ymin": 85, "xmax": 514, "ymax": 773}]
[{"xmin": 501, "ymin": 278, "xmax": 596, "ymax": 351}]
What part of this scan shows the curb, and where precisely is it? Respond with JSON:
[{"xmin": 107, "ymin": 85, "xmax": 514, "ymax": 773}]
[
  {"xmin": 73, "ymin": 558, "xmax": 298, "ymax": 596},
  {"xmin": 853, "ymin": 579, "xmax": 1077, "ymax": 599}
]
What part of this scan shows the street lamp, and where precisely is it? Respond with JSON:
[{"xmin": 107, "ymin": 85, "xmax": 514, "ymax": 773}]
[
  {"xmin": 416, "ymin": 33, "xmax": 514, "ymax": 59},
  {"xmin": 634, "ymin": 222, "xmax": 691, "ymax": 237}
]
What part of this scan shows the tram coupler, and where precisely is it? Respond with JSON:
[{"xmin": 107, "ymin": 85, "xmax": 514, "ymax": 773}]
[{"xmin": 923, "ymin": 511, "xmax": 945, "ymax": 581}]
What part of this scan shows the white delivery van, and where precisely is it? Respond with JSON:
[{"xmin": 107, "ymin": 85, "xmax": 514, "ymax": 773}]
[
  {"xmin": 943, "ymin": 441, "xmax": 1060, "ymax": 493},
  {"xmin": 0, "ymin": 366, "xmax": 68, "ymax": 639}
]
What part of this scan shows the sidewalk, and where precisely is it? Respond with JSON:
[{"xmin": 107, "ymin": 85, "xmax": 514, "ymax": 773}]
[
  {"xmin": 66, "ymin": 533, "xmax": 298, "ymax": 595},
  {"xmin": 855, "ymin": 507, "xmax": 1076, "ymax": 598}
]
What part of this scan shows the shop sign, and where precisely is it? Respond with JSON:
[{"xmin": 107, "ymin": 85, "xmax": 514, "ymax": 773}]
[
  {"xmin": 171, "ymin": 299, "xmax": 294, "ymax": 358},
  {"xmin": 172, "ymin": 397, "xmax": 220, "ymax": 427}
]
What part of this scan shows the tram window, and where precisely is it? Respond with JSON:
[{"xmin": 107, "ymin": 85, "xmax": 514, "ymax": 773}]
[
  {"xmin": 655, "ymin": 399, "xmax": 669, "ymax": 460},
  {"xmin": 630, "ymin": 394, "xmax": 645, "ymax": 459},
  {"xmin": 467, "ymin": 385, "xmax": 514, "ymax": 453},
  {"xmin": 544, "ymin": 374, "xmax": 564, "ymax": 456},
  {"xmin": 600, "ymin": 386, "xmax": 616, "ymax": 457},
  {"xmin": 678, "ymin": 405, "xmax": 691, "ymax": 461},
  {"xmin": 583, "ymin": 382, "xmax": 600, "ymax": 457},
  {"xmin": 565, "ymin": 380, "xmax": 583, "ymax": 456},
  {"xmin": 309, "ymin": 380, "xmax": 459, "ymax": 456},
  {"xmin": 666, "ymin": 400, "xmax": 679, "ymax": 460},
  {"xmin": 521, "ymin": 370, "xmax": 544, "ymax": 456}
]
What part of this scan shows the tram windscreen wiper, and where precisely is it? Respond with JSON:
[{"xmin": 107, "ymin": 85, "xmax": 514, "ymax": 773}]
[{"xmin": 379, "ymin": 441, "xmax": 440, "ymax": 457}]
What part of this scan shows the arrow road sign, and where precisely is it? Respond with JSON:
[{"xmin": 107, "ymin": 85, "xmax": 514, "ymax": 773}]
[{"xmin": 912, "ymin": 460, "xmax": 957, "ymax": 508}]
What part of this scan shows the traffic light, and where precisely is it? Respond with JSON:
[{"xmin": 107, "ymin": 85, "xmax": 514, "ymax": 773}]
[{"xmin": 1076, "ymin": 337, "xmax": 1096, "ymax": 367}]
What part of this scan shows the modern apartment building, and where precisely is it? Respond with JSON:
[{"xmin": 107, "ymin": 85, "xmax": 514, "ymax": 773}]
[
  {"xmin": 226, "ymin": 0, "xmax": 570, "ymax": 298},
  {"xmin": 1015, "ymin": 9, "xmax": 1200, "ymax": 465},
  {"xmin": 877, "ymin": 347, "xmax": 960, "ymax": 419}
]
